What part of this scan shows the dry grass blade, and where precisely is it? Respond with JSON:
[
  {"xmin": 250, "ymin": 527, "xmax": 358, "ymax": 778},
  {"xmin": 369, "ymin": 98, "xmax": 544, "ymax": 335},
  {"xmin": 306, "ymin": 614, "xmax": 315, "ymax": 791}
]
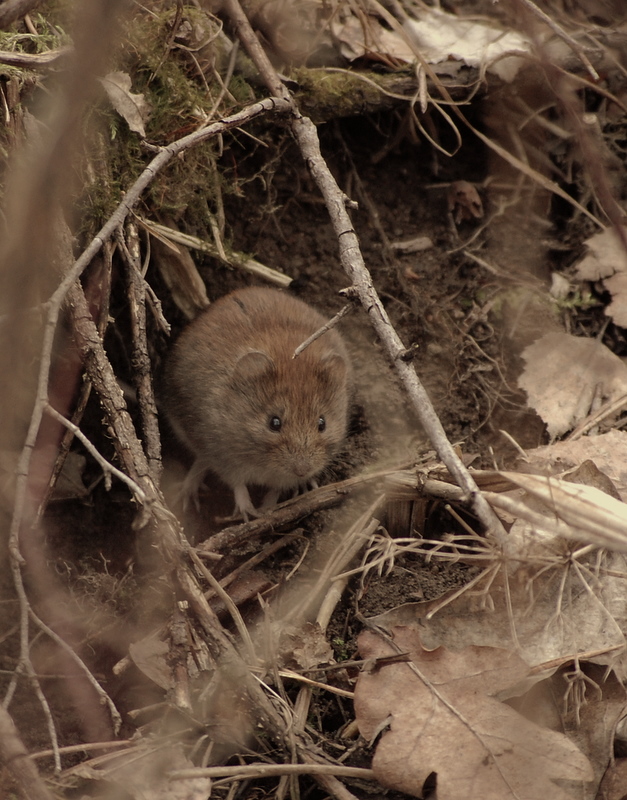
[
  {"xmin": 493, "ymin": 472, "xmax": 627, "ymax": 552},
  {"xmin": 138, "ymin": 217, "xmax": 293, "ymax": 287}
]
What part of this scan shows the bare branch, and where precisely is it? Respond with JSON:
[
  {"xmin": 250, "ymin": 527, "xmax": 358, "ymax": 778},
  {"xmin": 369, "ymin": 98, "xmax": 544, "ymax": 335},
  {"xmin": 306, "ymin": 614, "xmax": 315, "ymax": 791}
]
[{"xmin": 222, "ymin": 0, "xmax": 508, "ymax": 545}]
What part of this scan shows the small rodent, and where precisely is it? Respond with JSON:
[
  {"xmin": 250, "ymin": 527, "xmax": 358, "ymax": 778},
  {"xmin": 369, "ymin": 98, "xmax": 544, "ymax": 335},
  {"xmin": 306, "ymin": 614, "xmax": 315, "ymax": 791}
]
[{"xmin": 162, "ymin": 286, "xmax": 350, "ymax": 518}]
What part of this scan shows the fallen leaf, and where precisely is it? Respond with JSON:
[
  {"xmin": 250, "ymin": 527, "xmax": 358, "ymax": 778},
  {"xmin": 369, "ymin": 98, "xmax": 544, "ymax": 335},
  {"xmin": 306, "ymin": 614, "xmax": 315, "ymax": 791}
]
[
  {"xmin": 403, "ymin": 8, "xmax": 533, "ymax": 81},
  {"xmin": 279, "ymin": 621, "xmax": 334, "ymax": 671},
  {"xmin": 330, "ymin": 15, "xmax": 414, "ymax": 65},
  {"xmin": 506, "ymin": 664, "xmax": 626, "ymax": 796},
  {"xmin": 100, "ymin": 71, "xmax": 150, "ymax": 137},
  {"xmin": 576, "ymin": 226, "xmax": 627, "ymax": 282},
  {"xmin": 129, "ymin": 635, "xmax": 173, "ymax": 690},
  {"xmin": 50, "ymin": 451, "xmax": 88, "ymax": 500},
  {"xmin": 604, "ymin": 271, "xmax": 627, "ymax": 327},
  {"xmin": 525, "ymin": 430, "xmax": 627, "ymax": 500},
  {"xmin": 447, "ymin": 180, "xmax": 483, "ymax": 223},
  {"xmin": 355, "ymin": 628, "xmax": 593, "ymax": 799},
  {"xmin": 598, "ymin": 757, "xmax": 627, "ymax": 800},
  {"xmin": 576, "ymin": 227, "xmax": 627, "ymax": 325},
  {"xmin": 518, "ymin": 333, "xmax": 627, "ymax": 437},
  {"xmin": 368, "ymin": 524, "xmax": 627, "ymax": 677}
]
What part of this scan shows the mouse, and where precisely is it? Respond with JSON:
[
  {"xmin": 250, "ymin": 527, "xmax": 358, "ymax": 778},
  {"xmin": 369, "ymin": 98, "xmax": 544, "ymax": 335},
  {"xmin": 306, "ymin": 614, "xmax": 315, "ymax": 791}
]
[{"xmin": 161, "ymin": 286, "xmax": 350, "ymax": 519}]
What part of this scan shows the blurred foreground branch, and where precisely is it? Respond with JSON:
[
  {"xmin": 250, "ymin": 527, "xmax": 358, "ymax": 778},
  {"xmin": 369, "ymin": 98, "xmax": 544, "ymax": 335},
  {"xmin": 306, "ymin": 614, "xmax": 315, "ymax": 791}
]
[{"xmin": 0, "ymin": 0, "xmax": 42, "ymax": 30}]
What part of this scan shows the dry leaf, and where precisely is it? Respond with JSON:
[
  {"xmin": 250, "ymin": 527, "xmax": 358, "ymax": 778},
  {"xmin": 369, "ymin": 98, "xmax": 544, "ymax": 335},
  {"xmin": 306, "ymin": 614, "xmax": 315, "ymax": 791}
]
[
  {"xmin": 526, "ymin": 430, "xmax": 627, "ymax": 500},
  {"xmin": 576, "ymin": 227, "xmax": 627, "ymax": 325},
  {"xmin": 355, "ymin": 628, "xmax": 593, "ymax": 799},
  {"xmin": 50, "ymin": 451, "xmax": 88, "ymax": 500},
  {"xmin": 330, "ymin": 15, "xmax": 414, "ymax": 64},
  {"xmin": 507, "ymin": 664, "xmax": 626, "ymax": 795},
  {"xmin": 604, "ymin": 271, "xmax": 627, "ymax": 327},
  {"xmin": 371, "ymin": 540, "xmax": 627, "ymax": 677},
  {"xmin": 576, "ymin": 226, "xmax": 627, "ymax": 282},
  {"xmin": 279, "ymin": 622, "xmax": 334, "ymax": 671},
  {"xmin": 597, "ymin": 757, "xmax": 627, "ymax": 800},
  {"xmin": 403, "ymin": 8, "xmax": 532, "ymax": 81},
  {"xmin": 129, "ymin": 635, "xmax": 173, "ymax": 690},
  {"xmin": 100, "ymin": 71, "xmax": 150, "ymax": 137},
  {"xmin": 447, "ymin": 180, "xmax": 483, "ymax": 223},
  {"xmin": 518, "ymin": 333, "xmax": 627, "ymax": 437}
]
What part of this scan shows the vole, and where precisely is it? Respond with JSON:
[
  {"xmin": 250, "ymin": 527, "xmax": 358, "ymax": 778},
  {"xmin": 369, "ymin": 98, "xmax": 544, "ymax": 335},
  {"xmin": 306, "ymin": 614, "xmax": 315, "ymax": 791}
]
[{"xmin": 161, "ymin": 286, "xmax": 350, "ymax": 519}]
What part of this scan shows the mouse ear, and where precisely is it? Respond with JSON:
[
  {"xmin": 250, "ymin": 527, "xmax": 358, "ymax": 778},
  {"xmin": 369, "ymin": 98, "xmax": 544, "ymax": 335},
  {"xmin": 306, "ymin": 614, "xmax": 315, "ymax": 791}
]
[
  {"xmin": 320, "ymin": 353, "xmax": 349, "ymax": 382},
  {"xmin": 230, "ymin": 350, "xmax": 275, "ymax": 389}
]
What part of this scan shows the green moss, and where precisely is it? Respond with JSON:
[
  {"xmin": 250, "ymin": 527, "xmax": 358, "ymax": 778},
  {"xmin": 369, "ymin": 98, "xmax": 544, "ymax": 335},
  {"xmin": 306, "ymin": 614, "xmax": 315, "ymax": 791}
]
[
  {"xmin": 291, "ymin": 65, "xmax": 414, "ymax": 123},
  {"xmin": 0, "ymin": 3, "xmax": 276, "ymax": 247},
  {"xmin": 74, "ymin": 4, "xmax": 266, "ymax": 241}
]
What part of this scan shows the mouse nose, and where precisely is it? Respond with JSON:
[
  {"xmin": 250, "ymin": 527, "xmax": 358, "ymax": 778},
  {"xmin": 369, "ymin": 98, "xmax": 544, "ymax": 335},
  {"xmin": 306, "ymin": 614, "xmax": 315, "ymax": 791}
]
[{"xmin": 292, "ymin": 456, "xmax": 313, "ymax": 479}]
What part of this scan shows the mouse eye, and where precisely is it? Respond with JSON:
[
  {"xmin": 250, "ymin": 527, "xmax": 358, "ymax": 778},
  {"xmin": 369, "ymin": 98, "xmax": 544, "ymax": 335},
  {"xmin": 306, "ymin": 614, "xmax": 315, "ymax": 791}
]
[
  {"xmin": 269, "ymin": 415, "xmax": 282, "ymax": 432},
  {"xmin": 318, "ymin": 416, "xmax": 326, "ymax": 432}
]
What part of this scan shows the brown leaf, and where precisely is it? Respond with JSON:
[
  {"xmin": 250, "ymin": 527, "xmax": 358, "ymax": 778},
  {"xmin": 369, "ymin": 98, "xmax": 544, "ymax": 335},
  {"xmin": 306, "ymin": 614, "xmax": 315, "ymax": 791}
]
[
  {"xmin": 100, "ymin": 71, "xmax": 150, "ymax": 137},
  {"xmin": 576, "ymin": 227, "xmax": 627, "ymax": 325},
  {"xmin": 518, "ymin": 333, "xmax": 627, "ymax": 437},
  {"xmin": 279, "ymin": 621, "xmax": 334, "ymax": 671},
  {"xmin": 355, "ymin": 628, "xmax": 593, "ymax": 799},
  {"xmin": 526, "ymin": 430, "xmax": 627, "ymax": 500},
  {"xmin": 447, "ymin": 180, "xmax": 483, "ymax": 223},
  {"xmin": 128, "ymin": 636, "xmax": 173, "ymax": 690}
]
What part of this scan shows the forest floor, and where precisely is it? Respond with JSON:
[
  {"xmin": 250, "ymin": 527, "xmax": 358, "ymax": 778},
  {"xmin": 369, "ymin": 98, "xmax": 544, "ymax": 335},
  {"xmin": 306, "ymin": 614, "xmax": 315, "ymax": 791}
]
[{"xmin": 2, "ymin": 1, "xmax": 627, "ymax": 799}]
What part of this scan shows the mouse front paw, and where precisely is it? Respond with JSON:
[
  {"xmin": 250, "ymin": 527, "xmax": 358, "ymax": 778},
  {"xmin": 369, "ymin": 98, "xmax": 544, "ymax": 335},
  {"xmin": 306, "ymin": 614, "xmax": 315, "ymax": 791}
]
[{"xmin": 233, "ymin": 484, "xmax": 260, "ymax": 522}]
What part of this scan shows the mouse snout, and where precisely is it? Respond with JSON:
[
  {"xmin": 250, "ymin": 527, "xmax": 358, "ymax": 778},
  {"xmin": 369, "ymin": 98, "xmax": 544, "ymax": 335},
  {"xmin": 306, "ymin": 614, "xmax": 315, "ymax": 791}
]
[{"xmin": 291, "ymin": 455, "xmax": 315, "ymax": 479}]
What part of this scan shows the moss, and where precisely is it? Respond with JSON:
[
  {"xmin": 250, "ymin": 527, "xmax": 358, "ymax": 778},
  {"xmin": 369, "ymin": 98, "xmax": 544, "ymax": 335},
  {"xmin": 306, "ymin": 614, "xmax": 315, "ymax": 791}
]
[
  {"xmin": 0, "ymin": 3, "xmax": 280, "ymax": 249},
  {"xmin": 74, "ymin": 4, "xmax": 266, "ymax": 242},
  {"xmin": 291, "ymin": 65, "xmax": 414, "ymax": 123}
]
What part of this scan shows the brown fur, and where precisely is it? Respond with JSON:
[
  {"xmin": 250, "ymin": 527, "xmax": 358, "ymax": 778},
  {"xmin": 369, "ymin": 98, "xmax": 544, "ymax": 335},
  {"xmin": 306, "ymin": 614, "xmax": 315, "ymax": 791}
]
[{"xmin": 162, "ymin": 287, "xmax": 350, "ymax": 516}]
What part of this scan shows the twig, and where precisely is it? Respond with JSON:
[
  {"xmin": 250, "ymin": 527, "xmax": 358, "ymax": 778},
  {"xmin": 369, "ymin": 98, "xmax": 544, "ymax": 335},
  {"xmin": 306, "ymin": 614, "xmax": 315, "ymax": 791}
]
[
  {"xmin": 0, "ymin": 47, "xmax": 71, "ymax": 67},
  {"xmin": 137, "ymin": 217, "xmax": 293, "ymax": 287},
  {"xmin": 222, "ymin": 0, "xmax": 509, "ymax": 546},
  {"xmin": 37, "ymin": 243, "xmax": 114, "ymax": 517},
  {"xmin": 188, "ymin": 549, "xmax": 257, "ymax": 665},
  {"xmin": 44, "ymin": 404, "xmax": 147, "ymax": 504},
  {"xmin": 198, "ymin": 532, "xmax": 303, "ymax": 599},
  {"xmin": 26, "ymin": 605, "xmax": 123, "ymax": 735},
  {"xmin": 567, "ymin": 392, "xmax": 627, "ymax": 441},
  {"xmin": 168, "ymin": 763, "xmax": 375, "ymax": 781},
  {"xmin": 293, "ymin": 304, "xmax": 353, "ymax": 358},
  {"xmin": 199, "ymin": 468, "xmax": 402, "ymax": 553},
  {"xmin": 6, "ymin": 565, "xmax": 61, "ymax": 772},
  {"xmin": 116, "ymin": 224, "xmax": 162, "ymax": 481}
]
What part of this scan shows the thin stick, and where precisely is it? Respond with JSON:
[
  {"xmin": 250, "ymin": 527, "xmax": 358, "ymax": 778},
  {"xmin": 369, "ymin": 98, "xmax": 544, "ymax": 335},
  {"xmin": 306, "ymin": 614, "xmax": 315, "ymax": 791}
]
[
  {"xmin": 222, "ymin": 0, "xmax": 508, "ymax": 546},
  {"xmin": 117, "ymin": 224, "xmax": 162, "ymax": 481},
  {"xmin": 293, "ymin": 304, "xmax": 353, "ymax": 358},
  {"xmin": 44, "ymin": 404, "xmax": 147, "ymax": 503},
  {"xmin": 169, "ymin": 763, "xmax": 375, "ymax": 781}
]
